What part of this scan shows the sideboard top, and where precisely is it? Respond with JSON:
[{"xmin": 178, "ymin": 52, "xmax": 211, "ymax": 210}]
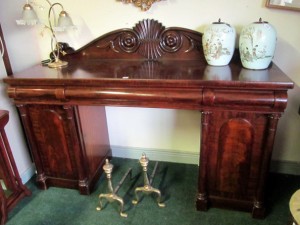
[{"xmin": 3, "ymin": 19, "xmax": 294, "ymax": 90}]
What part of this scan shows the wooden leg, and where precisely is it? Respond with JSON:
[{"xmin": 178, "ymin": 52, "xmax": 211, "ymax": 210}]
[{"xmin": 0, "ymin": 186, "xmax": 7, "ymax": 225}]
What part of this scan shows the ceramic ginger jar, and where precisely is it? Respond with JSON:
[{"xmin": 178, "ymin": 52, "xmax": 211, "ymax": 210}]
[
  {"xmin": 202, "ymin": 19, "xmax": 236, "ymax": 66},
  {"xmin": 239, "ymin": 18, "xmax": 277, "ymax": 70}
]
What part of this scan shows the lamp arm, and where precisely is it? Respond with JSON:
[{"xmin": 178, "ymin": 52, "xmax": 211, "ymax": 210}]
[
  {"xmin": 45, "ymin": 0, "xmax": 57, "ymax": 25},
  {"xmin": 48, "ymin": 3, "xmax": 64, "ymax": 31},
  {"xmin": 47, "ymin": 2, "xmax": 64, "ymax": 62}
]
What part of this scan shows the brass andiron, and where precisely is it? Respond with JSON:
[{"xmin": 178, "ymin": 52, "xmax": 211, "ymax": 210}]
[
  {"xmin": 96, "ymin": 159, "xmax": 132, "ymax": 217},
  {"xmin": 132, "ymin": 153, "xmax": 165, "ymax": 207}
]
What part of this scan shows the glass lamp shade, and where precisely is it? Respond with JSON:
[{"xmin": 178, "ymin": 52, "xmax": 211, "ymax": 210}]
[
  {"xmin": 16, "ymin": 4, "xmax": 39, "ymax": 25},
  {"xmin": 54, "ymin": 10, "xmax": 75, "ymax": 31}
]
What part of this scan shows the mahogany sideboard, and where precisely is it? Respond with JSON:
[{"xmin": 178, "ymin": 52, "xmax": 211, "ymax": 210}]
[{"xmin": 3, "ymin": 20, "xmax": 294, "ymax": 218}]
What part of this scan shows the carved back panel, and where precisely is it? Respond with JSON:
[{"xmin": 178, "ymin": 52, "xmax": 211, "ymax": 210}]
[{"xmin": 64, "ymin": 19, "xmax": 205, "ymax": 62}]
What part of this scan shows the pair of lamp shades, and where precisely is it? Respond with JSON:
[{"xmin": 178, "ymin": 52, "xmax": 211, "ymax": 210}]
[
  {"xmin": 202, "ymin": 18, "xmax": 277, "ymax": 70},
  {"xmin": 16, "ymin": 1, "xmax": 75, "ymax": 68},
  {"xmin": 16, "ymin": 1, "xmax": 74, "ymax": 31}
]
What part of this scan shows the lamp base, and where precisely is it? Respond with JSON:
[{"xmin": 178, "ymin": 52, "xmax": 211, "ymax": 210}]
[{"xmin": 48, "ymin": 59, "xmax": 68, "ymax": 68}]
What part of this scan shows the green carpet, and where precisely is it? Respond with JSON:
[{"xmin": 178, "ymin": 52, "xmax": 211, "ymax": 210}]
[{"xmin": 6, "ymin": 158, "xmax": 300, "ymax": 225}]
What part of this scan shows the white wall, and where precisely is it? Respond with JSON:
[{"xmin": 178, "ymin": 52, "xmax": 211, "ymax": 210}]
[
  {"xmin": 0, "ymin": 49, "xmax": 33, "ymax": 183},
  {"xmin": 0, "ymin": 0, "xmax": 300, "ymax": 178}
]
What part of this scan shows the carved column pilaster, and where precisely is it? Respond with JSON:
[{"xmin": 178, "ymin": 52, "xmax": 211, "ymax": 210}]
[
  {"xmin": 197, "ymin": 111, "xmax": 212, "ymax": 211},
  {"xmin": 252, "ymin": 113, "xmax": 281, "ymax": 218},
  {"xmin": 16, "ymin": 104, "xmax": 48, "ymax": 189},
  {"xmin": 63, "ymin": 105, "xmax": 89, "ymax": 194}
]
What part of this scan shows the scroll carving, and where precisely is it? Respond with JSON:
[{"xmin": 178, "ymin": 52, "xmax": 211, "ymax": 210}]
[
  {"xmin": 98, "ymin": 19, "xmax": 202, "ymax": 60},
  {"xmin": 119, "ymin": 31, "xmax": 139, "ymax": 53}
]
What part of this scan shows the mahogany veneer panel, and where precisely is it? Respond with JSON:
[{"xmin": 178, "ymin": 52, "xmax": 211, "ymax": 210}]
[{"xmin": 76, "ymin": 106, "xmax": 110, "ymax": 192}]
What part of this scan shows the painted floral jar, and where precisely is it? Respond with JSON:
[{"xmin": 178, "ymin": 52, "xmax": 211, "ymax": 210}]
[
  {"xmin": 239, "ymin": 18, "xmax": 277, "ymax": 70},
  {"xmin": 202, "ymin": 19, "xmax": 236, "ymax": 66}
]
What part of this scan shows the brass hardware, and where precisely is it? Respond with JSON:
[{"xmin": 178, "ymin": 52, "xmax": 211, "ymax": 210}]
[
  {"xmin": 119, "ymin": 0, "xmax": 163, "ymax": 11},
  {"xmin": 96, "ymin": 159, "xmax": 132, "ymax": 217},
  {"xmin": 132, "ymin": 153, "xmax": 165, "ymax": 207}
]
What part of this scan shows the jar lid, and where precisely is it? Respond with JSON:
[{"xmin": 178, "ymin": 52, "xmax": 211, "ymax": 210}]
[
  {"xmin": 254, "ymin": 18, "xmax": 269, "ymax": 24},
  {"xmin": 212, "ymin": 18, "xmax": 231, "ymax": 27}
]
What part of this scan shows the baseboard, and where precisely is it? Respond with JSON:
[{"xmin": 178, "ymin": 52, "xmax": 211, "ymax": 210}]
[
  {"xmin": 111, "ymin": 145, "xmax": 200, "ymax": 165},
  {"xmin": 112, "ymin": 145, "xmax": 300, "ymax": 175},
  {"xmin": 270, "ymin": 160, "xmax": 300, "ymax": 175},
  {"xmin": 20, "ymin": 163, "xmax": 36, "ymax": 184}
]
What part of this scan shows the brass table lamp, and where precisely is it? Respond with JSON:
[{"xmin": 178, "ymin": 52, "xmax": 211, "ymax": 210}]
[{"xmin": 16, "ymin": 0, "xmax": 75, "ymax": 68}]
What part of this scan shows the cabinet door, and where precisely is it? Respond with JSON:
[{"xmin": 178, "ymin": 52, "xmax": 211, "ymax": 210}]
[
  {"xmin": 208, "ymin": 112, "xmax": 266, "ymax": 199},
  {"xmin": 18, "ymin": 105, "xmax": 84, "ymax": 190},
  {"xmin": 198, "ymin": 110, "xmax": 280, "ymax": 218}
]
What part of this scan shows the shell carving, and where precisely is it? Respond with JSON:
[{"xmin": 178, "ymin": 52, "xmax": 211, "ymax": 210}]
[{"xmin": 133, "ymin": 20, "xmax": 165, "ymax": 60}]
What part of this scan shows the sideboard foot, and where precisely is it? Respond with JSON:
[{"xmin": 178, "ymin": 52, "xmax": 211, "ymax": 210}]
[
  {"xmin": 252, "ymin": 201, "xmax": 266, "ymax": 219},
  {"xmin": 196, "ymin": 193, "xmax": 208, "ymax": 211}
]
